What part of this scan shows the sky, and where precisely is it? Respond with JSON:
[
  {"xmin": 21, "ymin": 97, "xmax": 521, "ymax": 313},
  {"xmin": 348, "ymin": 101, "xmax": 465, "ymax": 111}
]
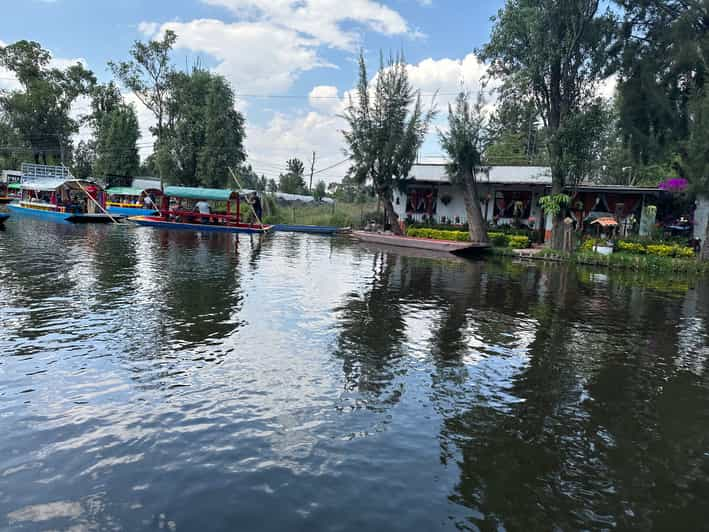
[{"xmin": 0, "ymin": 0, "xmax": 508, "ymax": 183}]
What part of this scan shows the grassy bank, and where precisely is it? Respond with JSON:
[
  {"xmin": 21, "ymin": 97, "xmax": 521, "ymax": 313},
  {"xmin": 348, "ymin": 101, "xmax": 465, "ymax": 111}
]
[
  {"xmin": 535, "ymin": 249, "xmax": 709, "ymax": 273},
  {"xmin": 260, "ymin": 199, "xmax": 379, "ymax": 228}
]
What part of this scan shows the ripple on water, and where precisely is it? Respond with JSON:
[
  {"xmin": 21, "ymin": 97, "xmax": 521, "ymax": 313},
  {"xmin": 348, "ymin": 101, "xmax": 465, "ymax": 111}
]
[{"xmin": 1, "ymin": 220, "xmax": 709, "ymax": 530}]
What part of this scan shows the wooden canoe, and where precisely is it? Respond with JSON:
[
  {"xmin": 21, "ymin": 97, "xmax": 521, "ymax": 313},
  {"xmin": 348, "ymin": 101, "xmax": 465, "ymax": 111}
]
[{"xmin": 351, "ymin": 231, "xmax": 489, "ymax": 255}]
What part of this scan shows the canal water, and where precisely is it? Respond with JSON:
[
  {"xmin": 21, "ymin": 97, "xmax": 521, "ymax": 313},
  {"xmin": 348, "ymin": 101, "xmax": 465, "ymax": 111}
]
[{"xmin": 1, "ymin": 217, "xmax": 708, "ymax": 531}]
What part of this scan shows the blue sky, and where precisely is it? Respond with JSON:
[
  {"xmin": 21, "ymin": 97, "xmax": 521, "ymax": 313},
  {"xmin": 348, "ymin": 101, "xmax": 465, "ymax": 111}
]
[{"xmin": 0, "ymin": 0, "xmax": 505, "ymax": 181}]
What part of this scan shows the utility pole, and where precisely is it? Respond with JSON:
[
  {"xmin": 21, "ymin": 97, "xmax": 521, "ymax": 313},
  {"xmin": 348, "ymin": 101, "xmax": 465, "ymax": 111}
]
[{"xmin": 309, "ymin": 151, "xmax": 316, "ymax": 192}]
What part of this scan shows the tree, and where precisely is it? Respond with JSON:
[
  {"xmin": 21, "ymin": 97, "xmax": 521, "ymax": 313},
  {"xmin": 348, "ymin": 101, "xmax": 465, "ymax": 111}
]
[
  {"xmin": 279, "ymin": 158, "xmax": 307, "ymax": 194},
  {"xmin": 72, "ymin": 140, "xmax": 95, "ymax": 179},
  {"xmin": 194, "ymin": 74, "xmax": 246, "ymax": 188},
  {"xmin": 87, "ymin": 83, "xmax": 141, "ymax": 178},
  {"xmin": 439, "ymin": 92, "xmax": 489, "ymax": 243},
  {"xmin": 110, "ymin": 30, "xmax": 176, "ymax": 183},
  {"xmin": 0, "ymin": 40, "xmax": 95, "ymax": 164},
  {"xmin": 342, "ymin": 51, "xmax": 436, "ymax": 234},
  {"xmin": 313, "ymin": 180, "xmax": 327, "ymax": 201},
  {"xmin": 481, "ymin": 1, "xmax": 616, "ymax": 249},
  {"xmin": 267, "ymin": 178, "xmax": 279, "ymax": 193}
]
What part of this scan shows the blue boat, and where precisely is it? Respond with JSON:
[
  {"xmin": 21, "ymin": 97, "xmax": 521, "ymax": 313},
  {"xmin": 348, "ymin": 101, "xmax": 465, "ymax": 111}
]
[
  {"xmin": 10, "ymin": 173, "xmax": 119, "ymax": 224},
  {"xmin": 130, "ymin": 215, "xmax": 272, "ymax": 234},
  {"xmin": 272, "ymin": 224, "xmax": 351, "ymax": 235},
  {"xmin": 0, "ymin": 213, "xmax": 9, "ymax": 224},
  {"xmin": 106, "ymin": 185, "xmax": 163, "ymax": 217}
]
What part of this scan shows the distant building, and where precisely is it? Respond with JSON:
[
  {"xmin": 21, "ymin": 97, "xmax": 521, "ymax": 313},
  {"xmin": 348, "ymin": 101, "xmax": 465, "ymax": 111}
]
[{"xmin": 393, "ymin": 164, "xmax": 662, "ymax": 242}]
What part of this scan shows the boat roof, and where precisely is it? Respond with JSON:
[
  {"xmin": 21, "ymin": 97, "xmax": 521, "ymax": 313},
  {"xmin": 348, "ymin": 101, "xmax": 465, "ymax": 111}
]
[
  {"xmin": 164, "ymin": 186, "xmax": 238, "ymax": 201},
  {"xmin": 22, "ymin": 179, "xmax": 103, "ymax": 192},
  {"xmin": 106, "ymin": 186, "xmax": 161, "ymax": 196}
]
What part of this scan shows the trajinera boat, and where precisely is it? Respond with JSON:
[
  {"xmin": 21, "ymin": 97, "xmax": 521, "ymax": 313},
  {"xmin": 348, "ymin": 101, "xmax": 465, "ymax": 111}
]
[
  {"xmin": 129, "ymin": 186, "xmax": 272, "ymax": 234},
  {"xmin": 7, "ymin": 164, "xmax": 118, "ymax": 223},
  {"xmin": 105, "ymin": 185, "xmax": 163, "ymax": 216},
  {"xmin": 0, "ymin": 182, "xmax": 12, "ymax": 204}
]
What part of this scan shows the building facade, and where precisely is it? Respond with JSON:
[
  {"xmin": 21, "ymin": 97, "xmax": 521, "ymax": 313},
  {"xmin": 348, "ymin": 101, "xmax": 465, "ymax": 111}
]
[{"xmin": 392, "ymin": 164, "xmax": 662, "ymax": 242}]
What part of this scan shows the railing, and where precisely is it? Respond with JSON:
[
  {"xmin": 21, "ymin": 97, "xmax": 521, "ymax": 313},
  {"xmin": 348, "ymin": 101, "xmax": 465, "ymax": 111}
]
[{"xmin": 21, "ymin": 163, "xmax": 72, "ymax": 182}]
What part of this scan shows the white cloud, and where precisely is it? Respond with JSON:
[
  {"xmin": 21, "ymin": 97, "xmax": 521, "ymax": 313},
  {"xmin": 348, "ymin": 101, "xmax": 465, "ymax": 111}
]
[
  {"xmin": 154, "ymin": 19, "xmax": 331, "ymax": 93},
  {"xmin": 138, "ymin": 21, "xmax": 160, "ymax": 37},
  {"xmin": 202, "ymin": 0, "xmax": 412, "ymax": 50},
  {"xmin": 246, "ymin": 111, "xmax": 347, "ymax": 183},
  {"xmin": 308, "ymin": 85, "xmax": 342, "ymax": 114}
]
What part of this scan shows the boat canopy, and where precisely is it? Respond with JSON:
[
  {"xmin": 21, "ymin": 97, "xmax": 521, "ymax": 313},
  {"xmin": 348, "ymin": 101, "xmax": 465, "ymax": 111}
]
[
  {"xmin": 22, "ymin": 179, "xmax": 103, "ymax": 193},
  {"xmin": 106, "ymin": 187, "xmax": 146, "ymax": 197},
  {"xmin": 163, "ymin": 186, "xmax": 239, "ymax": 202}
]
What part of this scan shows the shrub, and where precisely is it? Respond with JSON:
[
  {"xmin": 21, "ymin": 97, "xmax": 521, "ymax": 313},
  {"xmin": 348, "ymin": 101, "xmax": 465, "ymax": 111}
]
[
  {"xmin": 508, "ymin": 235, "xmax": 531, "ymax": 249},
  {"xmin": 645, "ymin": 244, "xmax": 675, "ymax": 257},
  {"xmin": 616, "ymin": 241, "xmax": 645, "ymax": 254}
]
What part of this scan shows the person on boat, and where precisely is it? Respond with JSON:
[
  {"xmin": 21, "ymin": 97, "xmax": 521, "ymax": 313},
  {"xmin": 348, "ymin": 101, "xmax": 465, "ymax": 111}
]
[
  {"xmin": 249, "ymin": 192, "xmax": 263, "ymax": 224},
  {"xmin": 194, "ymin": 200, "xmax": 211, "ymax": 223}
]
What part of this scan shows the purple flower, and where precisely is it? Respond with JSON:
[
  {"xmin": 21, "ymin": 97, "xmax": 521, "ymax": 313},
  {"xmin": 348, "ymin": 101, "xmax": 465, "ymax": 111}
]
[{"xmin": 658, "ymin": 178, "xmax": 689, "ymax": 192}]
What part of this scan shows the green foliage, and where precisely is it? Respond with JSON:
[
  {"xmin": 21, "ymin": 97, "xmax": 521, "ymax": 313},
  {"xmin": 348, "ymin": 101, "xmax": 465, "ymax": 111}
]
[
  {"xmin": 538, "ymin": 194, "xmax": 570, "ymax": 216},
  {"xmin": 262, "ymin": 200, "xmax": 377, "ymax": 228},
  {"xmin": 313, "ymin": 180, "xmax": 327, "ymax": 201},
  {"xmin": 581, "ymin": 236, "xmax": 695, "ymax": 258},
  {"xmin": 88, "ymin": 83, "xmax": 141, "ymax": 177},
  {"xmin": 481, "ymin": 1, "xmax": 616, "ymax": 192},
  {"xmin": 110, "ymin": 30, "xmax": 176, "ymax": 179},
  {"xmin": 0, "ymin": 40, "xmax": 95, "ymax": 164},
  {"xmin": 439, "ymin": 91, "xmax": 489, "ymax": 243},
  {"xmin": 406, "ymin": 227, "xmax": 530, "ymax": 248},
  {"xmin": 278, "ymin": 158, "xmax": 308, "ymax": 194},
  {"xmin": 342, "ymin": 51, "xmax": 435, "ymax": 229}
]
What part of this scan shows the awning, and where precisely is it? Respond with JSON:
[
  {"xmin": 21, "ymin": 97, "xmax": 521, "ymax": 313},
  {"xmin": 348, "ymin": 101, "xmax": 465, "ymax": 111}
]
[
  {"xmin": 590, "ymin": 217, "xmax": 618, "ymax": 227},
  {"xmin": 163, "ymin": 186, "xmax": 238, "ymax": 202},
  {"xmin": 106, "ymin": 187, "xmax": 145, "ymax": 196}
]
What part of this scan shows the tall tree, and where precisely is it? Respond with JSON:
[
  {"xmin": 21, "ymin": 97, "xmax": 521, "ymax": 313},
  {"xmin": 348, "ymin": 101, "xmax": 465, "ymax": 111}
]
[
  {"xmin": 279, "ymin": 158, "xmax": 307, "ymax": 194},
  {"xmin": 342, "ymin": 52, "xmax": 436, "ymax": 235},
  {"xmin": 439, "ymin": 92, "xmax": 489, "ymax": 244},
  {"xmin": 87, "ymin": 83, "xmax": 141, "ymax": 178},
  {"xmin": 161, "ymin": 69, "xmax": 246, "ymax": 187},
  {"xmin": 196, "ymin": 74, "xmax": 246, "ymax": 188},
  {"xmin": 110, "ymin": 30, "xmax": 176, "ymax": 183},
  {"xmin": 0, "ymin": 40, "xmax": 95, "ymax": 165},
  {"xmin": 482, "ymin": 1, "xmax": 616, "ymax": 249}
]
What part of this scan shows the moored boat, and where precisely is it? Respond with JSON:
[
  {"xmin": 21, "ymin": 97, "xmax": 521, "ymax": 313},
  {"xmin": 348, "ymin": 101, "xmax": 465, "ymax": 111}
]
[
  {"xmin": 106, "ymin": 185, "xmax": 163, "ymax": 216},
  {"xmin": 128, "ymin": 186, "xmax": 272, "ymax": 234},
  {"xmin": 0, "ymin": 213, "xmax": 9, "ymax": 224},
  {"xmin": 8, "ymin": 164, "xmax": 119, "ymax": 223},
  {"xmin": 351, "ymin": 230, "xmax": 489, "ymax": 255}
]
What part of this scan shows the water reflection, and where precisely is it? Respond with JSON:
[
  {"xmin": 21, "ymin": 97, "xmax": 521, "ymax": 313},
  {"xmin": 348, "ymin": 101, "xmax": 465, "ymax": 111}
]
[{"xmin": 1, "ymin": 218, "xmax": 709, "ymax": 530}]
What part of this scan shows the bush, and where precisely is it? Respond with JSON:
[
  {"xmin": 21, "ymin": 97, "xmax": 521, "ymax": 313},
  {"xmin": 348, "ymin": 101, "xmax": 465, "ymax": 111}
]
[
  {"xmin": 406, "ymin": 228, "xmax": 530, "ymax": 248},
  {"xmin": 645, "ymin": 244, "xmax": 675, "ymax": 257},
  {"xmin": 508, "ymin": 235, "xmax": 531, "ymax": 249},
  {"xmin": 616, "ymin": 241, "xmax": 645, "ymax": 254}
]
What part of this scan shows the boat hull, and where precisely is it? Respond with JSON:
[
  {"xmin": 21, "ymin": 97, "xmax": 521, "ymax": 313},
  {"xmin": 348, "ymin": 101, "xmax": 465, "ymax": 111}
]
[
  {"xmin": 272, "ymin": 224, "xmax": 350, "ymax": 235},
  {"xmin": 0, "ymin": 197, "xmax": 13, "ymax": 205},
  {"xmin": 107, "ymin": 206, "xmax": 157, "ymax": 217},
  {"xmin": 129, "ymin": 216, "xmax": 272, "ymax": 234},
  {"xmin": 0, "ymin": 213, "xmax": 9, "ymax": 224},
  {"xmin": 351, "ymin": 231, "xmax": 489, "ymax": 255},
  {"xmin": 8, "ymin": 204, "xmax": 118, "ymax": 223}
]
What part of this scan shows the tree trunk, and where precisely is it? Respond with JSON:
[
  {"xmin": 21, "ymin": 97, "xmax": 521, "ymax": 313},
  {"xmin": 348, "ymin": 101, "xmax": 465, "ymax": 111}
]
[
  {"xmin": 702, "ymin": 212, "xmax": 709, "ymax": 261},
  {"xmin": 383, "ymin": 196, "xmax": 403, "ymax": 235},
  {"xmin": 461, "ymin": 171, "xmax": 488, "ymax": 243},
  {"xmin": 548, "ymin": 177, "xmax": 565, "ymax": 251}
]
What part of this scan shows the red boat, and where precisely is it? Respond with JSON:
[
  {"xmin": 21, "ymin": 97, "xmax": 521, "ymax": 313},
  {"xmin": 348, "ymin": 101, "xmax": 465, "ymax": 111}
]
[{"xmin": 128, "ymin": 186, "xmax": 272, "ymax": 235}]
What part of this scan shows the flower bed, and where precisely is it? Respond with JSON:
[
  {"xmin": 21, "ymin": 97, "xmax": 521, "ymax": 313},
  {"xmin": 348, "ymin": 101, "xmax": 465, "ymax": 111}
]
[
  {"xmin": 406, "ymin": 228, "xmax": 530, "ymax": 249},
  {"xmin": 581, "ymin": 237, "xmax": 695, "ymax": 258}
]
